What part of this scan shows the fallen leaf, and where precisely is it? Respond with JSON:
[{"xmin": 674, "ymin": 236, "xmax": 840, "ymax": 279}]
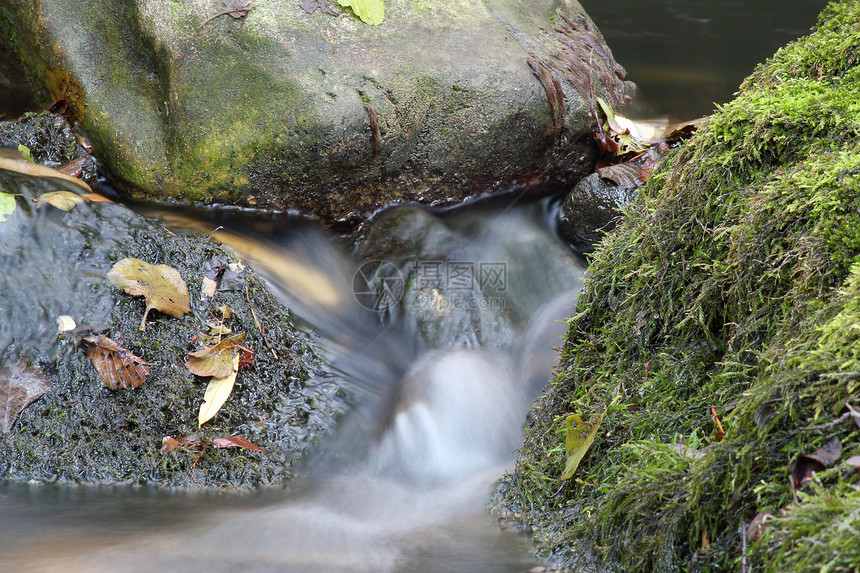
[
  {"xmin": 238, "ymin": 347, "xmax": 255, "ymax": 370},
  {"xmin": 81, "ymin": 193, "xmax": 113, "ymax": 204},
  {"xmin": 300, "ymin": 0, "xmax": 337, "ymax": 15},
  {"xmin": 747, "ymin": 511, "xmax": 773, "ymax": 543},
  {"xmin": 596, "ymin": 162, "xmax": 642, "ymax": 188},
  {"xmin": 201, "ymin": 277, "xmax": 218, "ymax": 299},
  {"xmin": 44, "ymin": 67, "xmax": 86, "ymax": 124},
  {"xmin": 186, "ymin": 333, "xmax": 246, "ymax": 378},
  {"xmin": 790, "ymin": 436, "xmax": 842, "ymax": 489},
  {"xmin": 0, "ymin": 192, "xmax": 16, "ymax": 222},
  {"xmin": 107, "ymin": 258, "xmax": 191, "ymax": 331},
  {"xmin": 83, "ymin": 335, "xmax": 151, "ymax": 390},
  {"xmin": 844, "ymin": 455, "xmax": 860, "ymax": 469},
  {"xmin": 561, "ymin": 412, "xmax": 603, "ymax": 479},
  {"xmin": 561, "ymin": 395, "xmax": 621, "ymax": 480},
  {"xmin": 213, "ymin": 436, "xmax": 265, "ymax": 451},
  {"xmin": 33, "ymin": 190, "xmax": 85, "ymax": 211},
  {"xmin": 0, "ymin": 361, "xmax": 50, "ymax": 433},
  {"xmin": 198, "ymin": 354, "xmax": 240, "ymax": 426},
  {"xmin": 160, "ymin": 434, "xmax": 204, "ymax": 455},
  {"xmin": 336, "ymin": 0, "xmax": 384, "ymax": 25},
  {"xmin": 56, "ymin": 157, "xmax": 87, "ymax": 178},
  {"xmin": 0, "ymin": 156, "xmax": 92, "ymax": 192},
  {"xmin": 198, "ymin": 0, "xmax": 256, "ymax": 30},
  {"xmin": 17, "ymin": 144, "xmax": 33, "ymax": 162}
]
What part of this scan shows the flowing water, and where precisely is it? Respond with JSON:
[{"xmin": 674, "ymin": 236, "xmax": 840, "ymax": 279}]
[
  {"xmin": 0, "ymin": 196, "xmax": 584, "ymax": 572},
  {"xmin": 0, "ymin": 2, "xmax": 829, "ymax": 571}
]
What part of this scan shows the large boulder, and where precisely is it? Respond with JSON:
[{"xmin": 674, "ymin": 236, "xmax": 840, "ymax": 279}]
[{"xmin": 1, "ymin": 0, "xmax": 631, "ymax": 227}]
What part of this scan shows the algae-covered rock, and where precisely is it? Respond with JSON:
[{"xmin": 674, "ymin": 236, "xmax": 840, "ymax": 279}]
[
  {"xmin": 0, "ymin": 166, "xmax": 347, "ymax": 487},
  {"xmin": 500, "ymin": 1, "xmax": 860, "ymax": 570},
  {"xmin": 1, "ymin": 0, "xmax": 631, "ymax": 228}
]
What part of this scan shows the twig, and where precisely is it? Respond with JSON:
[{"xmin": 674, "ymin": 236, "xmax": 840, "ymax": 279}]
[
  {"xmin": 740, "ymin": 523, "xmax": 748, "ymax": 573},
  {"xmin": 801, "ymin": 411, "xmax": 852, "ymax": 431},
  {"xmin": 245, "ymin": 281, "xmax": 278, "ymax": 359}
]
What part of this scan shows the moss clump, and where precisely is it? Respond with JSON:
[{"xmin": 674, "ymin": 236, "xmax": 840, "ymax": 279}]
[{"xmin": 500, "ymin": 1, "xmax": 860, "ymax": 570}]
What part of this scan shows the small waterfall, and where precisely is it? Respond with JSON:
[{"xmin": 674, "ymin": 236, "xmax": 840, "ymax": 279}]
[{"xmin": 7, "ymin": 196, "xmax": 584, "ymax": 572}]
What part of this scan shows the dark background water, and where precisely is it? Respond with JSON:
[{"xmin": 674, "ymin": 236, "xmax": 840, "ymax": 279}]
[{"xmin": 578, "ymin": 0, "xmax": 830, "ymax": 119}]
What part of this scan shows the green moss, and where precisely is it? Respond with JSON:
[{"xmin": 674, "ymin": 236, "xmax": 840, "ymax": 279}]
[{"xmin": 501, "ymin": 1, "xmax": 860, "ymax": 570}]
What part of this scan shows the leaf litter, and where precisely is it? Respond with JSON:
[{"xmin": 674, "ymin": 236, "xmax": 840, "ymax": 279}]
[{"xmin": 198, "ymin": 353, "xmax": 240, "ymax": 426}]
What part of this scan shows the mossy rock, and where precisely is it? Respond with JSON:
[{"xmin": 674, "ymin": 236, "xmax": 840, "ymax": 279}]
[
  {"xmin": 1, "ymin": 0, "xmax": 631, "ymax": 228},
  {"xmin": 0, "ymin": 167, "xmax": 348, "ymax": 487},
  {"xmin": 499, "ymin": 1, "xmax": 860, "ymax": 571}
]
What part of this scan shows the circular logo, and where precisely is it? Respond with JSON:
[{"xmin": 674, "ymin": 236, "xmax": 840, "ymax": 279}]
[{"xmin": 352, "ymin": 260, "xmax": 404, "ymax": 311}]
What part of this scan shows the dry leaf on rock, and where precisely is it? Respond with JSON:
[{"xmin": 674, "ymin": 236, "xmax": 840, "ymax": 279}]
[
  {"xmin": 198, "ymin": 354, "xmax": 240, "ymax": 426},
  {"xmin": 790, "ymin": 436, "xmax": 842, "ymax": 489},
  {"xmin": 82, "ymin": 335, "xmax": 151, "ymax": 390},
  {"xmin": 186, "ymin": 333, "xmax": 246, "ymax": 378},
  {"xmin": 0, "ymin": 361, "xmax": 50, "ymax": 433},
  {"xmin": 213, "ymin": 436, "xmax": 265, "ymax": 452},
  {"xmin": 160, "ymin": 434, "xmax": 205, "ymax": 455},
  {"xmin": 300, "ymin": 0, "xmax": 337, "ymax": 15},
  {"xmin": 33, "ymin": 190, "xmax": 85, "ymax": 211},
  {"xmin": 107, "ymin": 258, "xmax": 191, "ymax": 331},
  {"xmin": 0, "ymin": 155, "xmax": 92, "ymax": 192}
]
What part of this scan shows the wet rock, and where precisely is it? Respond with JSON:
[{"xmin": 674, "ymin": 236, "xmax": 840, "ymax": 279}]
[
  {"xmin": 0, "ymin": 167, "xmax": 347, "ymax": 487},
  {"xmin": 352, "ymin": 199, "xmax": 585, "ymax": 354},
  {"xmin": 2, "ymin": 0, "xmax": 631, "ymax": 227},
  {"xmin": 558, "ymin": 171, "xmax": 637, "ymax": 252}
]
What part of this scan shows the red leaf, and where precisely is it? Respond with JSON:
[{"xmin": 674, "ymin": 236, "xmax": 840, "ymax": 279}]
[
  {"xmin": 213, "ymin": 436, "xmax": 265, "ymax": 452},
  {"xmin": 160, "ymin": 435, "xmax": 204, "ymax": 455}
]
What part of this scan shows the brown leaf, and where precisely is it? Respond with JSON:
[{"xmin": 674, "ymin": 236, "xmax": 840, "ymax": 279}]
[
  {"xmin": 0, "ymin": 156, "xmax": 92, "ymax": 192},
  {"xmin": 300, "ymin": 0, "xmax": 337, "ymax": 16},
  {"xmin": 56, "ymin": 157, "xmax": 87, "ymax": 179},
  {"xmin": 747, "ymin": 511, "xmax": 773, "ymax": 544},
  {"xmin": 160, "ymin": 434, "xmax": 204, "ymax": 455},
  {"xmin": 0, "ymin": 361, "xmax": 50, "ymax": 433},
  {"xmin": 790, "ymin": 437, "xmax": 842, "ymax": 489},
  {"xmin": 82, "ymin": 335, "xmax": 151, "ymax": 390},
  {"xmin": 198, "ymin": 0, "xmax": 256, "ymax": 29},
  {"xmin": 596, "ymin": 162, "xmax": 642, "ymax": 188},
  {"xmin": 213, "ymin": 436, "xmax": 265, "ymax": 452},
  {"xmin": 107, "ymin": 258, "xmax": 191, "ymax": 331},
  {"xmin": 186, "ymin": 333, "xmax": 246, "ymax": 378}
]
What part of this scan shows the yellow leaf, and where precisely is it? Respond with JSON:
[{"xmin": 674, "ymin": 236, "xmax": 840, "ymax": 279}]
[
  {"xmin": 198, "ymin": 354, "xmax": 239, "ymax": 426},
  {"xmin": 107, "ymin": 258, "xmax": 191, "ymax": 331},
  {"xmin": 560, "ymin": 396, "xmax": 621, "ymax": 480},
  {"xmin": 34, "ymin": 190, "xmax": 85, "ymax": 211},
  {"xmin": 186, "ymin": 333, "xmax": 245, "ymax": 378}
]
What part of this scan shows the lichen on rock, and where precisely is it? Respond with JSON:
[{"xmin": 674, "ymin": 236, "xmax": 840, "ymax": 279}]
[{"xmin": 499, "ymin": 1, "xmax": 860, "ymax": 570}]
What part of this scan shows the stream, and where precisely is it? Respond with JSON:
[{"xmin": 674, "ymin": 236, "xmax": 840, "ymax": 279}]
[{"xmin": 0, "ymin": 2, "xmax": 828, "ymax": 572}]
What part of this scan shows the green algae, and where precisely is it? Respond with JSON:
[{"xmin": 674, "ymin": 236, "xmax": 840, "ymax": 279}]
[{"xmin": 500, "ymin": 1, "xmax": 860, "ymax": 570}]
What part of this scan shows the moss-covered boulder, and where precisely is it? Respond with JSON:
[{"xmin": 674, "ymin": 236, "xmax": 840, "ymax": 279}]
[
  {"xmin": 0, "ymin": 0, "xmax": 630, "ymax": 228},
  {"xmin": 500, "ymin": 1, "xmax": 860, "ymax": 570},
  {"xmin": 0, "ymin": 164, "xmax": 347, "ymax": 487}
]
